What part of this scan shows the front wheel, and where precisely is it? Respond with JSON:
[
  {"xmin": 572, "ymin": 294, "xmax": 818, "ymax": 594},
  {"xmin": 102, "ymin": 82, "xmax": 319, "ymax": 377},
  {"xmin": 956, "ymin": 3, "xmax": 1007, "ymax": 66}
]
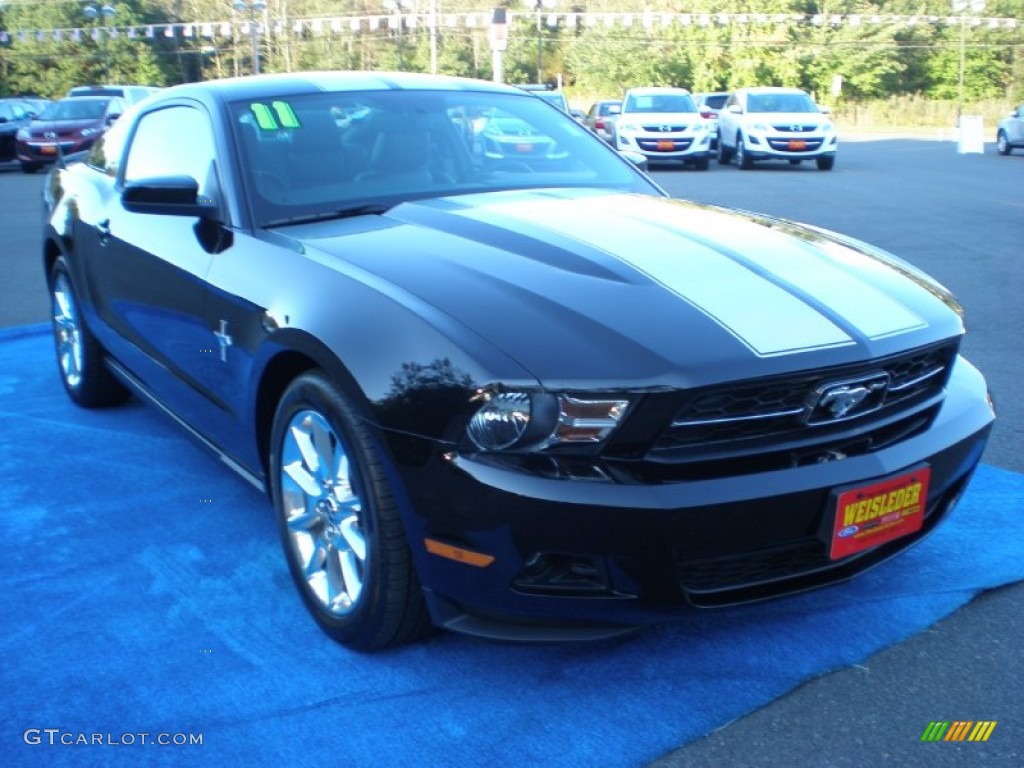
[
  {"xmin": 736, "ymin": 137, "xmax": 753, "ymax": 170},
  {"xmin": 816, "ymin": 155, "xmax": 836, "ymax": 171},
  {"xmin": 717, "ymin": 134, "xmax": 732, "ymax": 164},
  {"xmin": 49, "ymin": 256, "xmax": 129, "ymax": 407},
  {"xmin": 270, "ymin": 371, "xmax": 432, "ymax": 651},
  {"xmin": 996, "ymin": 131, "xmax": 1012, "ymax": 156},
  {"xmin": 693, "ymin": 156, "xmax": 710, "ymax": 171},
  {"xmin": 21, "ymin": 162, "xmax": 40, "ymax": 174}
]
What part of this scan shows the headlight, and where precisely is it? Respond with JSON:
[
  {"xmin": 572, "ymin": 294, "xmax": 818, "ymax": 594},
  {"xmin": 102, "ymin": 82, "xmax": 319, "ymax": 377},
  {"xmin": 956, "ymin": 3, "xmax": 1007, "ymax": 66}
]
[
  {"xmin": 751, "ymin": 122, "xmax": 770, "ymax": 133},
  {"xmin": 821, "ymin": 122, "xmax": 835, "ymax": 133},
  {"xmin": 466, "ymin": 391, "xmax": 629, "ymax": 452},
  {"xmin": 16, "ymin": 128, "xmax": 30, "ymax": 140},
  {"xmin": 79, "ymin": 127, "xmax": 100, "ymax": 138},
  {"xmin": 467, "ymin": 392, "xmax": 535, "ymax": 450},
  {"xmin": 618, "ymin": 123, "xmax": 638, "ymax": 134}
]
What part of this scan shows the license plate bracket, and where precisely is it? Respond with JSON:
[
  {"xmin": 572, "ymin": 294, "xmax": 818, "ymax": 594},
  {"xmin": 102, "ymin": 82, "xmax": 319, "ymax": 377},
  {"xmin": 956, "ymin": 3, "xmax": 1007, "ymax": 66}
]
[{"xmin": 829, "ymin": 466, "xmax": 930, "ymax": 560}]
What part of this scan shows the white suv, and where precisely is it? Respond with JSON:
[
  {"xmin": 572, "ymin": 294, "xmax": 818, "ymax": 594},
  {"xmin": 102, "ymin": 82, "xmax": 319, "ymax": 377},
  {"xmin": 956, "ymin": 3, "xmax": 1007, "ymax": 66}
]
[
  {"xmin": 612, "ymin": 87, "xmax": 713, "ymax": 170},
  {"xmin": 717, "ymin": 87, "xmax": 837, "ymax": 170}
]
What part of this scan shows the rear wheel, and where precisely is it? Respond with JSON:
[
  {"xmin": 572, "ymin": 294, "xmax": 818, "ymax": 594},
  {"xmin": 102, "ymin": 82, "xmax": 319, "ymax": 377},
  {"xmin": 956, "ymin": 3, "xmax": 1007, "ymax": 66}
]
[
  {"xmin": 49, "ymin": 256, "xmax": 129, "ymax": 407},
  {"xmin": 816, "ymin": 155, "xmax": 836, "ymax": 171},
  {"xmin": 270, "ymin": 371, "xmax": 432, "ymax": 651}
]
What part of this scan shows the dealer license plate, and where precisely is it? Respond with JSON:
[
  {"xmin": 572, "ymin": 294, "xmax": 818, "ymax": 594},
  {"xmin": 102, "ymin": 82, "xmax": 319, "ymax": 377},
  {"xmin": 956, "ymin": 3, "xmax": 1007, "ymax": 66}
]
[
  {"xmin": 656, "ymin": 139, "xmax": 675, "ymax": 151},
  {"xmin": 788, "ymin": 139, "xmax": 807, "ymax": 150},
  {"xmin": 829, "ymin": 466, "xmax": 930, "ymax": 560}
]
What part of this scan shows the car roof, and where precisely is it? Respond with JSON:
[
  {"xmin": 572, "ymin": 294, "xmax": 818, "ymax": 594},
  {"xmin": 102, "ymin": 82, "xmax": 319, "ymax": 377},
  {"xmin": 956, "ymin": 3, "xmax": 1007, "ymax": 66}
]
[{"xmin": 158, "ymin": 71, "xmax": 523, "ymax": 104}]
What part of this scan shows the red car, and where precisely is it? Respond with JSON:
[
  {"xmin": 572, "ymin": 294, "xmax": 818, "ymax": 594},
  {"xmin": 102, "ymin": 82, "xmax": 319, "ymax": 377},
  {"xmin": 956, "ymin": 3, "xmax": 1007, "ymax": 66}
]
[{"xmin": 16, "ymin": 95, "xmax": 127, "ymax": 173}]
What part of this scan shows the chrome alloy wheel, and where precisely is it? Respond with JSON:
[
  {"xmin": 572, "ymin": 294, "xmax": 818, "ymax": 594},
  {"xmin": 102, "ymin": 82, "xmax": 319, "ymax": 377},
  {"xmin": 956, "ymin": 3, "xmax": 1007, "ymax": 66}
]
[
  {"xmin": 52, "ymin": 272, "xmax": 84, "ymax": 390},
  {"xmin": 279, "ymin": 409, "xmax": 367, "ymax": 616}
]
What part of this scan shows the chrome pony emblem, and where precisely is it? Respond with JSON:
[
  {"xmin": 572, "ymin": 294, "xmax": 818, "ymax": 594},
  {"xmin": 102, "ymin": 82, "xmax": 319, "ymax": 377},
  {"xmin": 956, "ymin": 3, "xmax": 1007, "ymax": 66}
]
[{"xmin": 806, "ymin": 373, "xmax": 889, "ymax": 424}]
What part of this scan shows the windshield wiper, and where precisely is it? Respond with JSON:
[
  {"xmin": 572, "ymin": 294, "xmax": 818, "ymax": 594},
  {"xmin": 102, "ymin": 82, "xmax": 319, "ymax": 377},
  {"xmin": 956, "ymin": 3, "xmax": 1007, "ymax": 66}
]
[{"xmin": 263, "ymin": 203, "xmax": 394, "ymax": 228}]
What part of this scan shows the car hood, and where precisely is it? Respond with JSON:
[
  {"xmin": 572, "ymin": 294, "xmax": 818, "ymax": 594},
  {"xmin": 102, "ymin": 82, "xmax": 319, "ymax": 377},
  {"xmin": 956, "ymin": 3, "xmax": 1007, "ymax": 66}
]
[
  {"xmin": 618, "ymin": 112, "xmax": 703, "ymax": 126},
  {"xmin": 286, "ymin": 189, "xmax": 963, "ymax": 390},
  {"xmin": 747, "ymin": 112, "xmax": 832, "ymax": 128}
]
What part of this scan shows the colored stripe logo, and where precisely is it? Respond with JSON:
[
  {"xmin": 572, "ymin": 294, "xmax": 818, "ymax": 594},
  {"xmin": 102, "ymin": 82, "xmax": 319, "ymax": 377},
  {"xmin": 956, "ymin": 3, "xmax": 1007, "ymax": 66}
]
[{"xmin": 921, "ymin": 721, "xmax": 997, "ymax": 742}]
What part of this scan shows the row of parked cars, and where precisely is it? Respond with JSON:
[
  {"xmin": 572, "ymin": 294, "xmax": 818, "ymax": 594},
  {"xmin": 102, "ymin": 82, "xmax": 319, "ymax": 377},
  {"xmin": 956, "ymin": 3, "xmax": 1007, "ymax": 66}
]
[
  {"xmin": 1, "ymin": 84, "xmax": 160, "ymax": 174},
  {"xmin": 583, "ymin": 86, "xmax": 838, "ymax": 171}
]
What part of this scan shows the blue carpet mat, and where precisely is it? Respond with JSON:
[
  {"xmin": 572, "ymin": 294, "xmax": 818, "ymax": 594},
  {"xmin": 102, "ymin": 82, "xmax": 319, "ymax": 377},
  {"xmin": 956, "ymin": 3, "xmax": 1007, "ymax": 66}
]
[{"xmin": 2, "ymin": 324, "xmax": 1022, "ymax": 767}]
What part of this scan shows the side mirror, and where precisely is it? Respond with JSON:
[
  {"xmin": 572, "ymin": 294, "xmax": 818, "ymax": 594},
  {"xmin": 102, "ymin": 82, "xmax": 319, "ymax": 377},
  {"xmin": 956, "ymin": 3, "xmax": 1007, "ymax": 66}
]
[
  {"xmin": 818, "ymin": 106, "xmax": 831, "ymax": 116},
  {"xmin": 122, "ymin": 175, "xmax": 218, "ymax": 218}
]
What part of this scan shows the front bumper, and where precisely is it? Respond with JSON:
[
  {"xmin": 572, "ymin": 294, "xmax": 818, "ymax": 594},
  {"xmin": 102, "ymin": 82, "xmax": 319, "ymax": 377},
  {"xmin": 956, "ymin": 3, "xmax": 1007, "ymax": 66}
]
[
  {"xmin": 616, "ymin": 130, "xmax": 713, "ymax": 163},
  {"xmin": 391, "ymin": 358, "xmax": 992, "ymax": 640},
  {"xmin": 18, "ymin": 138, "xmax": 94, "ymax": 165},
  {"xmin": 742, "ymin": 131, "xmax": 838, "ymax": 160}
]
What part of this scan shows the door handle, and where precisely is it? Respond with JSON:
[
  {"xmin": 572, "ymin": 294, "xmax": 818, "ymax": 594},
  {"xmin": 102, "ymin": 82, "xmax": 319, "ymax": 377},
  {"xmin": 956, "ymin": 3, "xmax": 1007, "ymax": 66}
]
[{"xmin": 97, "ymin": 219, "xmax": 111, "ymax": 246}]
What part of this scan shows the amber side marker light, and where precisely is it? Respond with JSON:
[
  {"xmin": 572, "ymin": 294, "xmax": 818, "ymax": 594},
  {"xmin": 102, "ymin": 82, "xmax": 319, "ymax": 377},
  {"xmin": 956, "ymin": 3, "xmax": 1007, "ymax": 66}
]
[{"xmin": 424, "ymin": 538, "xmax": 496, "ymax": 568}]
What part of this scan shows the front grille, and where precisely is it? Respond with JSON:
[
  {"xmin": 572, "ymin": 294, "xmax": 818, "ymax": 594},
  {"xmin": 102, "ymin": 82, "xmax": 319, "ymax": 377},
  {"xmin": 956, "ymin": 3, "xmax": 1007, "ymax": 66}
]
[
  {"xmin": 772, "ymin": 124, "xmax": 818, "ymax": 133},
  {"xmin": 640, "ymin": 123, "xmax": 687, "ymax": 132},
  {"xmin": 645, "ymin": 342, "xmax": 956, "ymax": 478}
]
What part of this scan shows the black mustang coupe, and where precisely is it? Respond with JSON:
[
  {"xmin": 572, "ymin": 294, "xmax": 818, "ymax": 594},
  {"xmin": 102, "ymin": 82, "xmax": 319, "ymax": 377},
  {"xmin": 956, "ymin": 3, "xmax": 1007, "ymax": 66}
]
[{"xmin": 43, "ymin": 72, "xmax": 994, "ymax": 649}]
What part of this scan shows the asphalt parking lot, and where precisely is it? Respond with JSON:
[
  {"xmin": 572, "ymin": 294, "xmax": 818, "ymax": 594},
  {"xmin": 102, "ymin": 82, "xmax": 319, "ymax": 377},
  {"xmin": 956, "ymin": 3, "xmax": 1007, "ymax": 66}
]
[{"xmin": 1, "ymin": 135, "xmax": 1020, "ymax": 766}]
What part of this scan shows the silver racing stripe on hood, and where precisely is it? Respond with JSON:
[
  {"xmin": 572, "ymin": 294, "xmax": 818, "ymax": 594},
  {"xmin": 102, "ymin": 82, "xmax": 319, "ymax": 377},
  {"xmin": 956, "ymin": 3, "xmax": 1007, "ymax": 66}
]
[{"xmin": 458, "ymin": 194, "xmax": 926, "ymax": 357}]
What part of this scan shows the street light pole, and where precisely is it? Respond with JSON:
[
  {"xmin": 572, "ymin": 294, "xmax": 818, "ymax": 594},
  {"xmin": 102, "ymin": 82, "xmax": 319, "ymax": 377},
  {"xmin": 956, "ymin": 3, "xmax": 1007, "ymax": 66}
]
[
  {"xmin": 383, "ymin": 0, "xmax": 414, "ymax": 71},
  {"xmin": 83, "ymin": 3, "xmax": 116, "ymax": 82},
  {"xmin": 953, "ymin": 0, "xmax": 985, "ymax": 124},
  {"xmin": 233, "ymin": 0, "xmax": 267, "ymax": 75},
  {"xmin": 523, "ymin": 0, "xmax": 555, "ymax": 84}
]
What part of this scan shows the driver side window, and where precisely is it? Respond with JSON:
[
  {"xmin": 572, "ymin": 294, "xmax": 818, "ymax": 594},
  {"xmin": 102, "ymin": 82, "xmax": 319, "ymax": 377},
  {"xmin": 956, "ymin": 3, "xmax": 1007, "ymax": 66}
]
[{"xmin": 123, "ymin": 106, "xmax": 217, "ymax": 197}]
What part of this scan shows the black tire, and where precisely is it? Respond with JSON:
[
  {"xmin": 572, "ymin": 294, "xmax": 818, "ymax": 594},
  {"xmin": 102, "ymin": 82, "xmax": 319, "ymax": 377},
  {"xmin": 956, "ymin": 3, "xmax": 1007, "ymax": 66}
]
[
  {"xmin": 996, "ymin": 131, "xmax": 1012, "ymax": 156},
  {"xmin": 693, "ymin": 156, "xmax": 710, "ymax": 171},
  {"xmin": 21, "ymin": 162, "xmax": 39, "ymax": 174},
  {"xmin": 737, "ymin": 136, "xmax": 753, "ymax": 170},
  {"xmin": 269, "ymin": 371, "xmax": 432, "ymax": 651},
  {"xmin": 816, "ymin": 155, "xmax": 836, "ymax": 171},
  {"xmin": 49, "ymin": 256, "xmax": 130, "ymax": 407},
  {"xmin": 717, "ymin": 133, "xmax": 732, "ymax": 164}
]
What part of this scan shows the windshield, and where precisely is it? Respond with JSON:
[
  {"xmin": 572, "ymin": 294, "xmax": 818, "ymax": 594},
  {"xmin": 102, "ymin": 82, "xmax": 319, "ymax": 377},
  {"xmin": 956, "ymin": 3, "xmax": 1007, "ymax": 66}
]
[
  {"xmin": 231, "ymin": 89, "xmax": 658, "ymax": 228},
  {"xmin": 40, "ymin": 99, "xmax": 109, "ymax": 121},
  {"xmin": 747, "ymin": 93, "xmax": 818, "ymax": 113},
  {"xmin": 624, "ymin": 92, "xmax": 696, "ymax": 114}
]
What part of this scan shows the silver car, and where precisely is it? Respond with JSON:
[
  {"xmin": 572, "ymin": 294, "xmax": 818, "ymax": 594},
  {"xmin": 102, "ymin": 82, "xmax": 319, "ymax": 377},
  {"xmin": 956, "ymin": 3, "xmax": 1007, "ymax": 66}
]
[{"xmin": 996, "ymin": 104, "xmax": 1024, "ymax": 155}]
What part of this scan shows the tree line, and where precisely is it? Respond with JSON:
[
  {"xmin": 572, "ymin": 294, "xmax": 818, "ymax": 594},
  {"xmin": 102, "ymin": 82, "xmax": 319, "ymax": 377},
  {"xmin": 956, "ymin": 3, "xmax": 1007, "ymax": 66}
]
[{"xmin": 1, "ymin": 0, "xmax": 1021, "ymax": 108}]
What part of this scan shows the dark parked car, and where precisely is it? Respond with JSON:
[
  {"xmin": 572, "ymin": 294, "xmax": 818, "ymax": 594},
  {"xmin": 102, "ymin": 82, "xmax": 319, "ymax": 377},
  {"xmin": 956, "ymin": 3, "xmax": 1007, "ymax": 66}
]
[
  {"xmin": 17, "ymin": 95, "xmax": 127, "ymax": 173},
  {"xmin": 43, "ymin": 72, "xmax": 994, "ymax": 650},
  {"xmin": 0, "ymin": 99, "xmax": 38, "ymax": 162}
]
